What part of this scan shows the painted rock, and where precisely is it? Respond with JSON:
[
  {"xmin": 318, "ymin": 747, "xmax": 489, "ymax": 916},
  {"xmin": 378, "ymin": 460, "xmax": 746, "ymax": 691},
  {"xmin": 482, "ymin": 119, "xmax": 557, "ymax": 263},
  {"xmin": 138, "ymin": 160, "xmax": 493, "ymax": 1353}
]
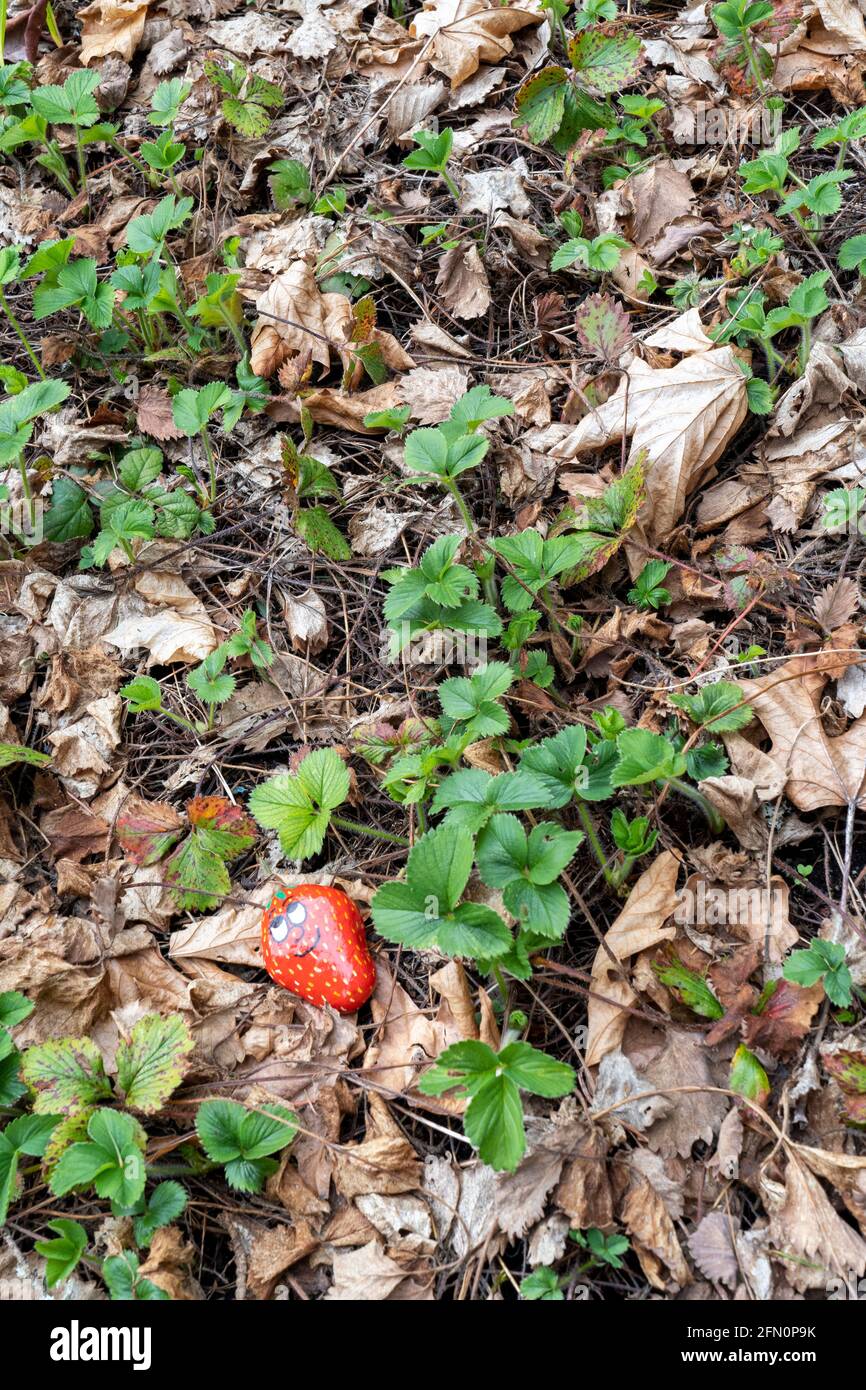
[{"xmin": 261, "ymin": 884, "xmax": 376, "ymax": 1013}]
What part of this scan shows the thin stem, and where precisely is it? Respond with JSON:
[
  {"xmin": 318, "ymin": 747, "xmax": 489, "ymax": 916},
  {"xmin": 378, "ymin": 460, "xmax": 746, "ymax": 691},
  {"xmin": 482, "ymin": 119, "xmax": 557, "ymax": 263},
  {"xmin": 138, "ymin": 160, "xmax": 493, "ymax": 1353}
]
[
  {"xmin": 157, "ymin": 706, "xmax": 200, "ymax": 735},
  {"xmin": 110, "ymin": 138, "xmax": 154, "ymax": 184},
  {"xmin": 611, "ymin": 854, "xmax": 636, "ymax": 890},
  {"xmin": 444, "ymin": 478, "xmax": 499, "ymax": 608},
  {"xmin": 667, "ymin": 777, "xmax": 725, "ymax": 834},
  {"xmin": 332, "ymin": 814, "xmax": 410, "ymax": 847},
  {"xmin": 575, "ymin": 799, "xmax": 615, "ymax": 886},
  {"xmin": 217, "ymin": 303, "xmax": 247, "ymax": 357},
  {"xmin": 493, "ymin": 965, "xmax": 511, "ymax": 1037},
  {"xmin": 743, "ymin": 32, "xmax": 765, "ymax": 94},
  {"xmin": 799, "ymin": 319, "xmax": 811, "ymax": 375},
  {"xmin": 445, "ymin": 477, "xmax": 475, "ymax": 534},
  {"xmin": 74, "ymin": 127, "xmax": 87, "ymax": 200},
  {"xmin": 0, "ymin": 291, "xmax": 47, "ymax": 379},
  {"xmin": 200, "ymin": 428, "xmax": 216, "ymax": 503},
  {"xmin": 441, "ymin": 168, "xmax": 460, "ymax": 202},
  {"xmin": 17, "ymin": 454, "xmax": 35, "ymax": 528}
]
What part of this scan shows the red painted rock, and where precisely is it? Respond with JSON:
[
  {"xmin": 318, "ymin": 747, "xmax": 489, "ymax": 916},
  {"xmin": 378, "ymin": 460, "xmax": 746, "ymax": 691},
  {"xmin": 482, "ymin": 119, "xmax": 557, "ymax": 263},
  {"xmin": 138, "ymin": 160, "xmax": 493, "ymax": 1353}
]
[{"xmin": 261, "ymin": 884, "xmax": 375, "ymax": 1013}]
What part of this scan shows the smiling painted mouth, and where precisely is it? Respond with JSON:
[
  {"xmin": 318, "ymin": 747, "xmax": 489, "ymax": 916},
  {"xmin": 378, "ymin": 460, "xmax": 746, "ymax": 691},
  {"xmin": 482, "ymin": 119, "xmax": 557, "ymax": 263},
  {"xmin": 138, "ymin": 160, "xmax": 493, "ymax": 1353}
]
[{"xmin": 292, "ymin": 926, "xmax": 320, "ymax": 957}]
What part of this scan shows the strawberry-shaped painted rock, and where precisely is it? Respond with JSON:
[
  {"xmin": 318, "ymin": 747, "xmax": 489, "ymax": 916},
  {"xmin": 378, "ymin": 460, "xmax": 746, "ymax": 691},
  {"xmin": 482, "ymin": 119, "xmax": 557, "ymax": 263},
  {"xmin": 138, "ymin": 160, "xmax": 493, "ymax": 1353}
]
[{"xmin": 261, "ymin": 884, "xmax": 375, "ymax": 1013}]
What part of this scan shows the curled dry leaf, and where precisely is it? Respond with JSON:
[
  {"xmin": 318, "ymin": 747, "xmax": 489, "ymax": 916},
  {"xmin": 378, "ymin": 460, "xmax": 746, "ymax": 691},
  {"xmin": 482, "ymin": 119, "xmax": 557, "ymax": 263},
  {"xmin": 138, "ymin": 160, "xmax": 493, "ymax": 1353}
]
[
  {"xmin": 326, "ymin": 1239, "xmax": 428, "ymax": 1300},
  {"xmin": 639, "ymin": 1029, "xmax": 727, "ymax": 1159},
  {"xmin": 740, "ymin": 656, "xmax": 866, "ymax": 811},
  {"xmin": 620, "ymin": 1170, "xmax": 690, "ymax": 1290},
  {"xmin": 586, "ymin": 851, "xmax": 679, "ymax": 1066},
  {"xmin": 813, "ymin": 576, "xmax": 861, "ymax": 633},
  {"xmin": 79, "ymin": 0, "xmax": 151, "ymax": 64},
  {"xmin": 763, "ymin": 1151, "xmax": 866, "ymax": 1292},
  {"xmin": 250, "ymin": 260, "xmax": 333, "ymax": 378},
  {"xmin": 410, "ymin": 0, "xmax": 543, "ymax": 89},
  {"xmin": 552, "ymin": 348, "xmax": 748, "ymax": 547},
  {"xmin": 435, "ymin": 240, "xmax": 491, "ymax": 320},
  {"xmin": 283, "ymin": 587, "xmax": 329, "ymax": 653}
]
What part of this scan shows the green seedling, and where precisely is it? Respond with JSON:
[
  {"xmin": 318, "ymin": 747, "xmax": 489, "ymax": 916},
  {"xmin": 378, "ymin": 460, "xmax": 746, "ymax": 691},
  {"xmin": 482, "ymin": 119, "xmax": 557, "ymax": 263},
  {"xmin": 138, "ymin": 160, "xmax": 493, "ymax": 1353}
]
[
  {"xmin": 268, "ymin": 157, "xmax": 312, "ymax": 210},
  {"xmin": 783, "ymin": 939, "xmax": 854, "ymax": 1008},
  {"xmin": 611, "ymin": 727, "xmax": 725, "ymax": 832},
  {"xmin": 418, "ymin": 1037, "xmax": 575, "ymax": 1171},
  {"xmin": 195, "ymin": 1099, "xmax": 297, "ymax": 1193},
  {"xmin": 609, "ymin": 808, "xmax": 657, "ymax": 887},
  {"xmin": 171, "ymin": 382, "xmax": 232, "ymax": 502},
  {"xmin": 0, "ymin": 376, "xmax": 69, "ymax": 528},
  {"xmin": 728, "ymin": 222, "xmax": 783, "ymax": 277},
  {"xmin": 148, "ymin": 77, "xmax": 191, "ymax": 127},
  {"xmin": 712, "ymin": 0, "xmax": 775, "ymax": 93},
  {"xmin": 0, "ymin": 246, "xmax": 47, "ymax": 378},
  {"xmin": 402, "ymin": 127, "xmax": 459, "ymax": 200},
  {"xmin": 204, "ymin": 58, "xmax": 283, "ymax": 137},
  {"xmin": 628, "ymin": 559, "xmax": 671, "ymax": 610},
  {"xmin": 551, "ymin": 227, "xmax": 628, "ymax": 275},
  {"xmin": 250, "ymin": 747, "xmax": 408, "ymax": 858},
  {"xmin": 812, "ymin": 106, "xmax": 866, "ymax": 168}
]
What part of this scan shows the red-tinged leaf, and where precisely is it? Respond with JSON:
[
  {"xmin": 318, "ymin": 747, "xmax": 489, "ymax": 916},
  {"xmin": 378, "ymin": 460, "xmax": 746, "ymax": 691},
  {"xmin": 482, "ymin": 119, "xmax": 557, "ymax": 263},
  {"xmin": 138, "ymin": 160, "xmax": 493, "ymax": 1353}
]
[
  {"xmin": 742, "ymin": 978, "xmax": 823, "ymax": 1057},
  {"xmin": 136, "ymin": 384, "xmax": 185, "ymax": 441},
  {"xmin": 563, "ymin": 128, "xmax": 607, "ymax": 178},
  {"xmin": 514, "ymin": 65, "xmax": 568, "ymax": 144},
  {"xmin": 824, "ymin": 1049, "xmax": 866, "ymax": 1126},
  {"xmin": 116, "ymin": 795, "xmax": 184, "ymax": 866},
  {"xmin": 567, "ymin": 24, "xmax": 643, "ymax": 94},
  {"xmin": 185, "ymin": 795, "xmax": 257, "ymax": 861},
  {"xmin": 574, "ymin": 292, "xmax": 632, "ymax": 363},
  {"xmin": 560, "ymin": 452, "xmax": 646, "ymax": 585},
  {"xmin": 161, "ymin": 796, "xmax": 257, "ymax": 910},
  {"xmin": 117, "ymin": 795, "xmax": 255, "ymax": 914}
]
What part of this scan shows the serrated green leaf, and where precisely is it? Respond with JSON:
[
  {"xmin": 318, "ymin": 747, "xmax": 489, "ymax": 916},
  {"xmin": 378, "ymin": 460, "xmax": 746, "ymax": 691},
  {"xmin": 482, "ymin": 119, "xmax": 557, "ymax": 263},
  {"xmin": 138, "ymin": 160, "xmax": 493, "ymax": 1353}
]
[
  {"xmin": 611, "ymin": 729, "xmax": 686, "ymax": 787},
  {"xmin": 51, "ymin": 1109, "xmax": 146, "ymax": 1207},
  {"xmin": 567, "ymin": 25, "xmax": 643, "ymax": 93},
  {"xmin": 248, "ymin": 749, "xmax": 349, "ymax": 860},
  {"xmin": 514, "ymin": 65, "xmax": 568, "ymax": 143},
  {"xmin": 669, "ymin": 680, "xmax": 753, "ymax": 732},
  {"xmin": 294, "ymin": 504, "xmax": 351, "ymax": 560},
  {"xmin": 21, "ymin": 1036, "xmax": 112, "ymax": 1116},
  {"xmin": 116, "ymin": 1014, "xmax": 194, "ymax": 1114},
  {"xmin": 35, "ymin": 1218, "xmax": 87, "ymax": 1288}
]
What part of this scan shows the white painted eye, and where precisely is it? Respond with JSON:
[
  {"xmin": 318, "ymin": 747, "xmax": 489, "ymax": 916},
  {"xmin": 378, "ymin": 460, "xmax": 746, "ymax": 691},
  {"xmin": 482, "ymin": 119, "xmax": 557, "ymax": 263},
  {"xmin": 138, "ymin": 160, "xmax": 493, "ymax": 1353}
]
[
  {"xmin": 269, "ymin": 915, "xmax": 289, "ymax": 943},
  {"xmin": 287, "ymin": 902, "xmax": 307, "ymax": 926}
]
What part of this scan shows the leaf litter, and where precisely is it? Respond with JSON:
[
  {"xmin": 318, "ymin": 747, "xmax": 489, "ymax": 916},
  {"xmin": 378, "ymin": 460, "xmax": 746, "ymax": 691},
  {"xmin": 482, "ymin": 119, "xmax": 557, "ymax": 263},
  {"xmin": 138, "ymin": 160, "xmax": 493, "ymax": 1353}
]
[{"xmin": 2, "ymin": 0, "xmax": 866, "ymax": 1308}]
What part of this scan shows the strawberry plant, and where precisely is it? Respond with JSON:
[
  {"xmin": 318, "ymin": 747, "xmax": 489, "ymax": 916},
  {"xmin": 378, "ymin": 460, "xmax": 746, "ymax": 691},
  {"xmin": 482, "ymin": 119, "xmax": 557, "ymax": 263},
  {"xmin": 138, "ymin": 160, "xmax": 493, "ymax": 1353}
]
[
  {"xmin": 116, "ymin": 795, "xmax": 257, "ymax": 911},
  {"xmin": 712, "ymin": 0, "xmax": 776, "ymax": 91},
  {"xmin": 402, "ymin": 127, "xmax": 460, "ymax": 200},
  {"xmin": 628, "ymin": 559, "xmax": 671, "ymax": 611},
  {"xmin": 418, "ymin": 1037, "xmax": 575, "ymax": 1170},
  {"xmin": 204, "ymin": 58, "xmax": 283, "ymax": 138},
  {"xmin": 195, "ymin": 1099, "xmax": 297, "ymax": 1193},
  {"xmin": 515, "ymin": 22, "xmax": 643, "ymax": 151},
  {"xmin": 783, "ymin": 940, "xmax": 853, "ymax": 1007},
  {"xmin": 0, "ymin": 375, "xmax": 69, "ymax": 527}
]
